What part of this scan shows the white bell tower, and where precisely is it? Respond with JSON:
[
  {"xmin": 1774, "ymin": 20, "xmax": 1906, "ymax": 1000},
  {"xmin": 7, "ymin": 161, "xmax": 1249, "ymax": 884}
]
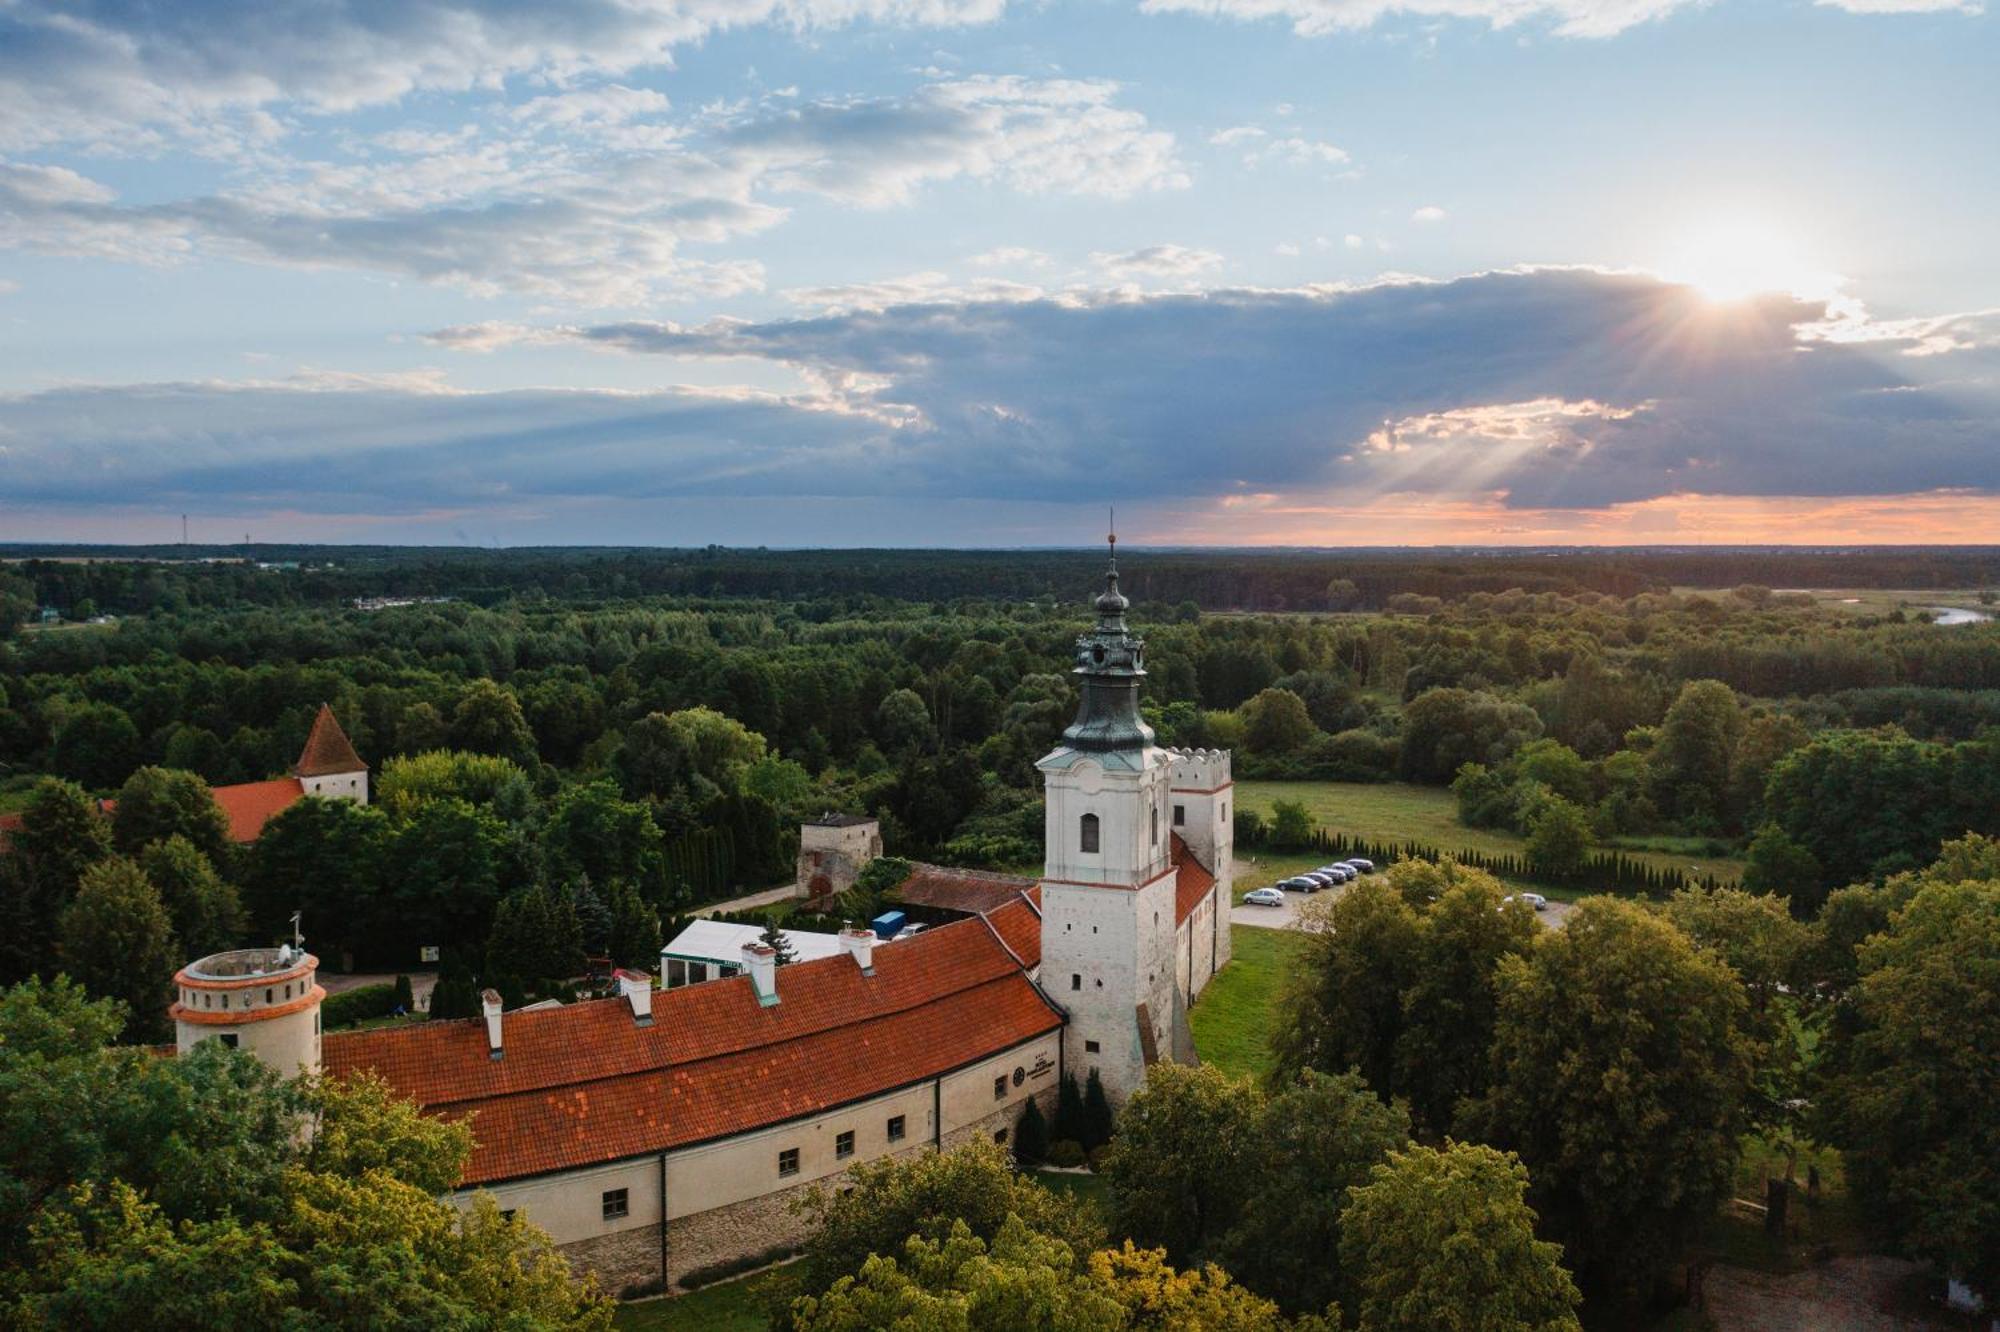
[{"xmin": 1038, "ymin": 531, "xmax": 1182, "ymax": 1106}]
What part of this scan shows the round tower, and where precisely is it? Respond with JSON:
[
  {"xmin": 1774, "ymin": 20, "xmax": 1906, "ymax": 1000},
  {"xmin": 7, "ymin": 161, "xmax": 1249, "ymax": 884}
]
[{"xmin": 171, "ymin": 946, "xmax": 324, "ymax": 1078}]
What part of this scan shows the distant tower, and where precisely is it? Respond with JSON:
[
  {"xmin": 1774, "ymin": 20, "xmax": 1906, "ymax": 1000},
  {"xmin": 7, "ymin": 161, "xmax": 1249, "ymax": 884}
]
[
  {"xmin": 293, "ymin": 703, "xmax": 370, "ymax": 804},
  {"xmin": 1037, "ymin": 533, "xmax": 1181, "ymax": 1105},
  {"xmin": 170, "ymin": 943, "xmax": 324, "ymax": 1078}
]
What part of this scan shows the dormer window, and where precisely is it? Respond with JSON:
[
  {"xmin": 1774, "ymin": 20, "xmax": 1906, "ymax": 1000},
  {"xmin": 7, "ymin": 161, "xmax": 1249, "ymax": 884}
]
[{"xmin": 1079, "ymin": 813, "xmax": 1100, "ymax": 854}]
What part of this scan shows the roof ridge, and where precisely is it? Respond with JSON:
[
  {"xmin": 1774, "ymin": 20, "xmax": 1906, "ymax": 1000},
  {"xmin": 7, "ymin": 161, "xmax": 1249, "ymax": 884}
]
[{"xmin": 444, "ymin": 970, "xmax": 1050, "ymax": 1123}]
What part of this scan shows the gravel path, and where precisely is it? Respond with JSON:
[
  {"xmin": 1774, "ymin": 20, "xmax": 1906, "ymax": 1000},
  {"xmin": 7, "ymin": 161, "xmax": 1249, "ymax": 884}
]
[{"xmin": 1704, "ymin": 1255, "xmax": 1962, "ymax": 1332}]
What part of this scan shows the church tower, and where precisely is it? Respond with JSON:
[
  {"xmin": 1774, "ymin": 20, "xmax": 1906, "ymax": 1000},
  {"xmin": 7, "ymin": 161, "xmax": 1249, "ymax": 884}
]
[
  {"xmin": 293, "ymin": 703, "xmax": 369, "ymax": 805},
  {"xmin": 1038, "ymin": 536, "xmax": 1181, "ymax": 1106}
]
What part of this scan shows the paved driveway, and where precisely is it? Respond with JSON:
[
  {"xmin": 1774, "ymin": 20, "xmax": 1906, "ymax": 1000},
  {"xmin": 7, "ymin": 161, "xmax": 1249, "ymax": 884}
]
[{"xmin": 1230, "ymin": 883, "xmax": 1577, "ymax": 932}]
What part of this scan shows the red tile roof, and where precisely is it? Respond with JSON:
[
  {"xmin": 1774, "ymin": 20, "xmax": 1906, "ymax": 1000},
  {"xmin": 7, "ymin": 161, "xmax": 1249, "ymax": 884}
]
[
  {"xmin": 294, "ymin": 703, "xmax": 367, "ymax": 777},
  {"xmin": 895, "ymin": 863, "xmax": 1039, "ymax": 915},
  {"xmin": 213, "ymin": 778, "xmax": 307, "ymax": 842},
  {"xmin": 1172, "ymin": 835, "xmax": 1216, "ymax": 926},
  {"xmin": 982, "ymin": 893, "xmax": 1042, "ymax": 970},
  {"xmin": 323, "ymin": 915, "xmax": 1063, "ymax": 1186}
]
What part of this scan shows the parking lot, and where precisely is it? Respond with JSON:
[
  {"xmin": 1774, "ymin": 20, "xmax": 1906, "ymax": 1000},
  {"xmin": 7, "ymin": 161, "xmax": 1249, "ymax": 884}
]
[{"xmin": 1230, "ymin": 879, "xmax": 1575, "ymax": 932}]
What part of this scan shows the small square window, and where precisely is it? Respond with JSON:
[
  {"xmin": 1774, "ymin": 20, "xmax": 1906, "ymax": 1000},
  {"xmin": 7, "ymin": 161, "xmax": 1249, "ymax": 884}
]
[
  {"xmin": 993, "ymin": 1128, "xmax": 1009, "ymax": 1144},
  {"xmin": 779, "ymin": 1148, "xmax": 800, "ymax": 1177},
  {"xmin": 601, "ymin": 1188, "xmax": 629, "ymax": 1221},
  {"xmin": 501, "ymin": 1208, "xmax": 517, "ymax": 1222},
  {"xmin": 993, "ymin": 1075, "xmax": 1007, "ymax": 1101},
  {"xmin": 887, "ymin": 1115, "xmax": 906, "ymax": 1142},
  {"xmin": 1084, "ymin": 1039, "xmax": 1101, "ymax": 1053},
  {"xmin": 836, "ymin": 1130, "xmax": 855, "ymax": 1159},
  {"xmin": 1071, "ymin": 973, "xmax": 1081, "ymax": 991},
  {"xmin": 218, "ymin": 1033, "xmax": 239, "ymax": 1050},
  {"xmin": 1174, "ymin": 804, "xmax": 1186, "ymax": 826}
]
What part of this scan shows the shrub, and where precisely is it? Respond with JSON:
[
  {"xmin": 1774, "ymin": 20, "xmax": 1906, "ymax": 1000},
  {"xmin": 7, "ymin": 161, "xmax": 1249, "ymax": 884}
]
[
  {"xmin": 677, "ymin": 1242, "xmax": 804, "ymax": 1290},
  {"xmin": 1087, "ymin": 1144, "xmax": 1113, "ymax": 1173},
  {"xmin": 321, "ymin": 983, "xmax": 397, "ymax": 1029},
  {"xmin": 393, "ymin": 974, "xmax": 415, "ymax": 1010},
  {"xmin": 1046, "ymin": 1139, "xmax": 1086, "ymax": 1168},
  {"xmin": 1081, "ymin": 1069, "xmax": 1115, "ymax": 1150}
]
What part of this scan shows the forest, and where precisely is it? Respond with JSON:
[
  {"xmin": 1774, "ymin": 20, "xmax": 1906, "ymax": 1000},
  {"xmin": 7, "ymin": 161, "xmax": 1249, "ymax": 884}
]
[{"xmin": 5, "ymin": 546, "xmax": 2000, "ymax": 1015}]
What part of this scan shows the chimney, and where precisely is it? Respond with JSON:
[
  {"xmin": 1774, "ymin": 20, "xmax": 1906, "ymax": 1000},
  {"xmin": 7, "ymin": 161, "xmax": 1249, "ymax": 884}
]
[
  {"xmin": 618, "ymin": 970, "xmax": 653, "ymax": 1026},
  {"xmin": 838, "ymin": 926, "xmax": 876, "ymax": 975},
  {"xmin": 741, "ymin": 942, "xmax": 779, "ymax": 1007},
  {"xmin": 481, "ymin": 988, "xmax": 504, "ymax": 1059}
]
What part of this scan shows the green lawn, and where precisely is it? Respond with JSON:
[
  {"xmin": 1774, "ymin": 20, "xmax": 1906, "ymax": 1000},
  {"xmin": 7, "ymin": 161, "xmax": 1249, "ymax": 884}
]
[
  {"xmin": 1188, "ymin": 924, "xmax": 1308, "ymax": 1083},
  {"xmin": 1235, "ymin": 780, "xmax": 1744, "ymax": 885},
  {"xmin": 612, "ymin": 1263, "xmax": 800, "ymax": 1332}
]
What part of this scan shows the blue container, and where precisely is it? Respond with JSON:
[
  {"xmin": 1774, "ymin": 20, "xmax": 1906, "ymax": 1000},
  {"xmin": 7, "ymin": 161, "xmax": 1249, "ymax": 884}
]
[{"xmin": 870, "ymin": 910, "xmax": 907, "ymax": 940}]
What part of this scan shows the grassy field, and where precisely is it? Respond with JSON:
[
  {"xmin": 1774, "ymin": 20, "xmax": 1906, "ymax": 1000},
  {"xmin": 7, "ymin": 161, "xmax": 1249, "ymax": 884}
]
[
  {"xmin": 1187, "ymin": 924, "xmax": 1308, "ymax": 1083},
  {"xmin": 612, "ymin": 1264, "xmax": 800, "ymax": 1332},
  {"xmin": 1234, "ymin": 780, "xmax": 1744, "ymax": 887}
]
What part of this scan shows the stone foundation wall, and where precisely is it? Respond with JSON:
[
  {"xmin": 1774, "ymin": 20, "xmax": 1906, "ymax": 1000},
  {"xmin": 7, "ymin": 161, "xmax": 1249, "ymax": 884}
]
[{"xmin": 558, "ymin": 1085, "xmax": 1063, "ymax": 1296}]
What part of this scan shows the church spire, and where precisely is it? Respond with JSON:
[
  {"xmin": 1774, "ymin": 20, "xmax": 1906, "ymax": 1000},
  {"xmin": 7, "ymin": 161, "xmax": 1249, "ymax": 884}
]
[{"xmin": 1062, "ymin": 517, "xmax": 1154, "ymax": 753}]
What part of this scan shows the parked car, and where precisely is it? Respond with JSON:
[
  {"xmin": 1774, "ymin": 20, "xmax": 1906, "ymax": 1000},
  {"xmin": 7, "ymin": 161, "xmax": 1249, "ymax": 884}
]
[
  {"xmin": 1502, "ymin": 893, "xmax": 1549, "ymax": 912},
  {"xmin": 1317, "ymin": 865, "xmax": 1354, "ymax": 883},
  {"xmin": 1344, "ymin": 858, "xmax": 1376, "ymax": 873},
  {"xmin": 1279, "ymin": 876, "xmax": 1319, "ymax": 893},
  {"xmin": 1244, "ymin": 887, "xmax": 1287, "ymax": 907},
  {"xmin": 1304, "ymin": 871, "xmax": 1341, "ymax": 888}
]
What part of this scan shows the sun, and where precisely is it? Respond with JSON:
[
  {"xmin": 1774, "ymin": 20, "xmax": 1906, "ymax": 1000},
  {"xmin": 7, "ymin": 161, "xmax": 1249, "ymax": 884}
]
[{"xmin": 1659, "ymin": 214, "xmax": 1839, "ymax": 303}]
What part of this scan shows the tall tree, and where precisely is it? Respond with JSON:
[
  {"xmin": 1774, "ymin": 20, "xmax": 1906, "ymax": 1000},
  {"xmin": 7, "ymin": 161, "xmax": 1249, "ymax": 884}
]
[
  {"xmin": 110, "ymin": 767, "xmax": 230, "ymax": 864},
  {"xmin": 447, "ymin": 680, "xmax": 539, "ymax": 768},
  {"xmin": 1647, "ymin": 679, "xmax": 1742, "ymax": 830},
  {"xmin": 1103, "ymin": 1063, "xmax": 1260, "ymax": 1265},
  {"xmin": 1818, "ymin": 876, "xmax": 2000, "ymax": 1303},
  {"xmin": 0, "ymin": 778, "xmax": 110, "ymax": 983},
  {"xmin": 1271, "ymin": 878, "xmax": 1422, "ymax": 1099},
  {"xmin": 57, "ymin": 858, "xmax": 179, "ymax": 1043},
  {"xmin": 1220, "ymin": 1070, "xmax": 1410, "ymax": 1317},
  {"xmin": 138, "ymin": 836, "xmax": 244, "ymax": 960},
  {"xmin": 1462, "ymin": 898, "xmax": 1754, "ymax": 1303},
  {"xmin": 1339, "ymin": 1141, "xmax": 1583, "ymax": 1332},
  {"xmin": 1394, "ymin": 874, "xmax": 1536, "ymax": 1137},
  {"xmin": 48, "ymin": 704, "xmax": 141, "ymax": 791}
]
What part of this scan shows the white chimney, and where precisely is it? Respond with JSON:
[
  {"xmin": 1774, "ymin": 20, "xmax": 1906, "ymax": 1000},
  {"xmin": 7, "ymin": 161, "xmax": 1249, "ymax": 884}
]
[
  {"xmin": 742, "ymin": 942, "xmax": 779, "ymax": 1007},
  {"xmin": 838, "ymin": 927, "xmax": 876, "ymax": 975},
  {"xmin": 481, "ymin": 988, "xmax": 504, "ymax": 1059},
  {"xmin": 618, "ymin": 969, "xmax": 653, "ymax": 1026}
]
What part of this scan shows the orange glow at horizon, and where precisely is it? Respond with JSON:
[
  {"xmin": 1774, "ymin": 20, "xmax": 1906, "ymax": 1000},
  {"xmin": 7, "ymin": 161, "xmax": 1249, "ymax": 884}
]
[{"xmin": 1157, "ymin": 489, "xmax": 2000, "ymax": 547}]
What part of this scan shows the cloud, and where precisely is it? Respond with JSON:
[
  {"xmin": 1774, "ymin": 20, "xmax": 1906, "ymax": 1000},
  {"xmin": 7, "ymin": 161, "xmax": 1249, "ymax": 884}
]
[
  {"xmin": 780, "ymin": 271, "xmax": 1045, "ymax": 310},
  {"xmin": 1208, "ymin": 126, "xmax": 1267, "ymax": 146},
  {"xmin": 1137, "ymin": 0, "xmax": 1774, "ymax": 38},
  {"xmin": 0, "ymin": 77, "xmax": 1182, "ymax": 305},
  {"xmin": 1411, "ymin": 204, "xmax": 1447, "ymax": 223},
  {"xmin": 968, "ymin": 246, "xmax": 1052, "ymax": 268},
  {"xmin": 0, "ymin": 0, "xmax": 1008, "ymax": 152},
  {"xmin": 8, "ymin": 269, "xmax": 1993, "ymax": 534},
  {"xmin": 1091, "ymin": 244, "xmax": 1225, "ymax": 277}
]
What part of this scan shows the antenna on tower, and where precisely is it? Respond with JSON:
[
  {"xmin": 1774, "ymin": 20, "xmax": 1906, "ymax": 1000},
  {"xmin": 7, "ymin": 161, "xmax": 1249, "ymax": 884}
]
[
  {"xmin": 290, "ymin": 911, "xmax": 303, "ymax": 950},
  {"xmin": 1108, "ymin": 506, "xmax": 1117, "ymax": 563}
]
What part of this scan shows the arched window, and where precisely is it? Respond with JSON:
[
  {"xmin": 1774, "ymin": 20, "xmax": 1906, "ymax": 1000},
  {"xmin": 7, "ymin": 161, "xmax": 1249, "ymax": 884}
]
[
  {"xmin": 1151, "ymin": 804, "xmax": 1159, "ymax": 845},
  {"xmin": 1079, "ymin": 812, "xmax": 1100, "ymax": 854}
]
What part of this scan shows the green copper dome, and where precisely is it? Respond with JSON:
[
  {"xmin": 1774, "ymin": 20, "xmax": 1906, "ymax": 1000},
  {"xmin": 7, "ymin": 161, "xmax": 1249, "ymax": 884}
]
[{"xmin": 1061, "ymin": 545, "xmax": 1155, "ymax": 753}]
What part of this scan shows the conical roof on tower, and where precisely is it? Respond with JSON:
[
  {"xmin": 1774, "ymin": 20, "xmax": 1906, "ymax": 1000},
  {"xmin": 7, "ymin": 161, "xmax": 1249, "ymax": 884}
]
[{"xmin": 293, "ymin": 704, "xmax": 367, "ymax": 777}]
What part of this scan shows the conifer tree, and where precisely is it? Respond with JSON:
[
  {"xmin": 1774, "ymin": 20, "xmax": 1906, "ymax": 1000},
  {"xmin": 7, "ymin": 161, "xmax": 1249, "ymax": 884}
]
[
  {"xmin": 1053, "ymin": 1071, "xmax": 1086, "ymax": 1145},
  {"xmin": 606, "ymin": 881, "xmax": 663, "ymax": 969},
  {"xmin": 1081, "ymin": 1069, "xmax": 1115, "ymax": 1150},
  {"xmin": 1015, "ymin": 1095, "xmax": 1050, "ymax": 1165},
  {"xmin": 759, "ymin": 912, "xmax": 797, "ymax": 965}
]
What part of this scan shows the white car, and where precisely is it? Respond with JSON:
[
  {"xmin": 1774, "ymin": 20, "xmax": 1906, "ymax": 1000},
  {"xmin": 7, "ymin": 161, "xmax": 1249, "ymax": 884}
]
[
  {"xmin": 1502, "ymin": 892, "xmax": 1549, "ymax": 912},
  {"xmin": 1243, "ymin": 887, "xmax": 1287, "ymax": 907}
]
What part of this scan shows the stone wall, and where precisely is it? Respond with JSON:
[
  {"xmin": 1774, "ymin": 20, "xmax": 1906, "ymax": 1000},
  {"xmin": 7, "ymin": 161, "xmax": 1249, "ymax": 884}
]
[{"xmin": 557, "ymin": 1084, "xmax": 1062, "ymax": 1295}]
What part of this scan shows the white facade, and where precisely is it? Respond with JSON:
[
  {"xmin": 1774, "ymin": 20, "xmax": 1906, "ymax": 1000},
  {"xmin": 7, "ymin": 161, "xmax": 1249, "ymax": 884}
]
[
  {"xmin": 300, "ymin": 767, "xmax": 368, "ymax": 804},
  {"xmin": 1169, "ymin": 746, "xmax": 1235, "ymax": 973}
]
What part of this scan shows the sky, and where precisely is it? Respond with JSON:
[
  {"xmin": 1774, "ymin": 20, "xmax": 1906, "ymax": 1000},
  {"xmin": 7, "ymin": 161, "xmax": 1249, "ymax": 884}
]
[{"xmin": 0, "ymin": 0, "xmax": 1996, "ymax": 547}]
